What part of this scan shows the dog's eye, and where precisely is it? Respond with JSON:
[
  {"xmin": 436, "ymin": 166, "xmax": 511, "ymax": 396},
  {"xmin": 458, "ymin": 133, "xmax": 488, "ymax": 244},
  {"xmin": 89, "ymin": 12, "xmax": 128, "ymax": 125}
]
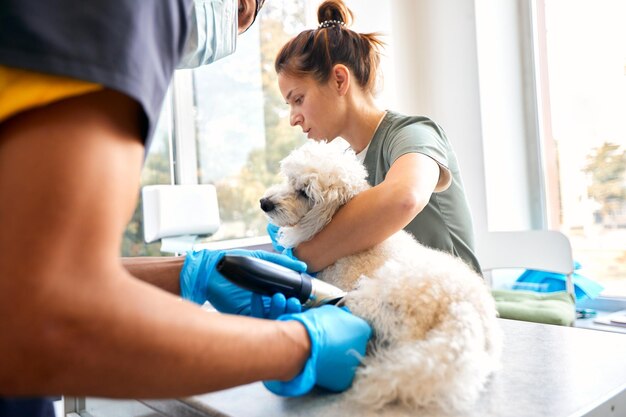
[{"xmin": 298, "ymin": 189, "xmax": 309, "ymax": 199}]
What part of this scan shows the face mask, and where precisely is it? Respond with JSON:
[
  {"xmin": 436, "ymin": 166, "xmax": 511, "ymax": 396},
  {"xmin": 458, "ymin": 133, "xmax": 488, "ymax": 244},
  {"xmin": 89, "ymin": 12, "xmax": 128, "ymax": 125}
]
[{"xmin": 177, "ymin": 0, "xmax": 238, "ymax": 69}]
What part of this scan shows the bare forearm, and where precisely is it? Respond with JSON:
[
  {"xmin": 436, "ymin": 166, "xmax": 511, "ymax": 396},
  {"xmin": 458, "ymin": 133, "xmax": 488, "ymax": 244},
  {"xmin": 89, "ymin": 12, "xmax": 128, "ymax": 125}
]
[
  {"xmin": 296, "ymin": 184, "xmax": 421, "ymax": 272},
  {"xmin": 2, "ymin": 266, "xmax": 310, "ymax": 397},
  {"xmin": 122, "ymin": 256, "xmax": 184, "ymax": 295},
  {"xmin": 0, "ymin": 88, "xmax": 310, "ymax": 399}
]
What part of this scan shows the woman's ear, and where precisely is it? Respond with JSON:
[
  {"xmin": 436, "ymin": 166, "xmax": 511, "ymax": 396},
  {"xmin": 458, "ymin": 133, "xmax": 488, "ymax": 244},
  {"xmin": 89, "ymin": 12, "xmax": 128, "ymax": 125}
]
[{"xmin": 332, "ymin": 64, "xmax": 350, "ymax": 96}]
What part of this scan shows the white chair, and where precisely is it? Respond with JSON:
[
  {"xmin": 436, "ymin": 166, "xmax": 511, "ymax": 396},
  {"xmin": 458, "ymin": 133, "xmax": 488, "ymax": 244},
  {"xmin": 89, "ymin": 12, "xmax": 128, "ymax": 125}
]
[
  {"xmin": 475, "ymin": 230, "xmax": 576, "ymax": 325},
  {"xmin": 475, "ymin": 230, "xmax": 574, "ymax": 294}
]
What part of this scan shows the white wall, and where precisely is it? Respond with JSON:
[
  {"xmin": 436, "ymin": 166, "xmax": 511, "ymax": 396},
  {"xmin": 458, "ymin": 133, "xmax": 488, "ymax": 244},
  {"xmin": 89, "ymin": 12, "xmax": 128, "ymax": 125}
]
[
  {"xmin": 388, "ymin": 0, "xmax": 543, "ymax": 235},
  {"xmin": 389, "ymin": 0, "xmax": 489, "ymax": 235}
]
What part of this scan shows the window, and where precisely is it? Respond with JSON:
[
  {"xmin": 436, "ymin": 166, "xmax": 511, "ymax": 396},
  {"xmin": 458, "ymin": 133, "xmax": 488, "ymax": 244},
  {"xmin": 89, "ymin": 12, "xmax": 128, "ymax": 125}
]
[
  {"xmin": 535, "ymin": 0, "xmax": 626, "ymax": 297},
  {"xmin": 189, "ymin": 0, "xmax": 307, "ymax": 242},
  {"xmin": 120, "ymin": 1, "xmax": 309, "ymax": 255}
]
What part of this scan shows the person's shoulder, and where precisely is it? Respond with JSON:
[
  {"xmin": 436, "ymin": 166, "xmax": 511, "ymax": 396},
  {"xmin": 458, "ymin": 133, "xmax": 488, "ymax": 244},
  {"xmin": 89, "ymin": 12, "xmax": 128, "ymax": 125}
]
[
  {"xmin": 384, "ymin": 111, "xmax": 446, "ymax": 142},
  {"xmin": 385, "ymin": 110, "xmax": 433, "ymax": 126}
]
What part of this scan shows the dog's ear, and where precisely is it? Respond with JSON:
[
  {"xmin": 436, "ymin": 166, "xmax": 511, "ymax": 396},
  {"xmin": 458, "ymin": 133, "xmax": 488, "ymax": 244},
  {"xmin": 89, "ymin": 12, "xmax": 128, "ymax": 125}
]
[{"xmin": 296, "ymin": 187, "xmax": 344, "ymax": 238}]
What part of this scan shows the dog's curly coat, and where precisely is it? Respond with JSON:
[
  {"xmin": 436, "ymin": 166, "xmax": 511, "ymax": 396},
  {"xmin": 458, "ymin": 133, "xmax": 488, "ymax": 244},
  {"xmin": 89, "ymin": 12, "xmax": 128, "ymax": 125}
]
[{"xmin": 261, "ymin": 139, "xmax": 502, "ymax": 412}]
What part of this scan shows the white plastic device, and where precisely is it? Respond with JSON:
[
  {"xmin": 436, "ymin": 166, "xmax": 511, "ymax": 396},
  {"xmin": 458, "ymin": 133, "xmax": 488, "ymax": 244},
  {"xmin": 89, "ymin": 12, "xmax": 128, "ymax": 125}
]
[{"xmin": 141, "ymin": 185, "xmax": 220, "ymax": 246}]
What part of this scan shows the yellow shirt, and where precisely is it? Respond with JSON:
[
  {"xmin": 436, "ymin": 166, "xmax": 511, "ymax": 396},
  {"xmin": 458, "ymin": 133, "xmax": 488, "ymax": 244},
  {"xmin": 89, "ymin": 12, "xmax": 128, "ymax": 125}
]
[{"xmin": 0, "ymin": 65, "xmax": 101, "ymax": 123}]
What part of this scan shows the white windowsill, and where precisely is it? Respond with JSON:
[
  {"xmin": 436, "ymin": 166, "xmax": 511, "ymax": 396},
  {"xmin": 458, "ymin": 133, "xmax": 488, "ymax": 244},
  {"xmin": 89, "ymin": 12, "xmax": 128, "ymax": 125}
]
[{"xmin": 192, "ymin": 236, "xmax": 272, "ymax": 251}]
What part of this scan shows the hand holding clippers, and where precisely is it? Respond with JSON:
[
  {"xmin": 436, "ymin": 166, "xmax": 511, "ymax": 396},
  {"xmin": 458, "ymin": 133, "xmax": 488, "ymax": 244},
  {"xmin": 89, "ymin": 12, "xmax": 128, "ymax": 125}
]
[{"xmin": 217, "ymin": 255, "xmax": 346, "ymax": 308}]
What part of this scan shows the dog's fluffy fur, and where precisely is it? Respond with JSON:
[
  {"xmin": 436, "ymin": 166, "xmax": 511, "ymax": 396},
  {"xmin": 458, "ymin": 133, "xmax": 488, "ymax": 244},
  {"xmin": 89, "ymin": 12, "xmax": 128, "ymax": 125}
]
[{"xmin": 261, "ymin": 139, "xmax": 502, "ymax": 412}]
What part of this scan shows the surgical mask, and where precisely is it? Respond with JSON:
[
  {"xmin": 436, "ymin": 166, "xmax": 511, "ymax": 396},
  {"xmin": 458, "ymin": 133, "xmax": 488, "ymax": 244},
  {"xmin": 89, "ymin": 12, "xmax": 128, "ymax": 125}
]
[{"xmin": 177, "ymin": 0, "xmax": 238, "ymax": 69}]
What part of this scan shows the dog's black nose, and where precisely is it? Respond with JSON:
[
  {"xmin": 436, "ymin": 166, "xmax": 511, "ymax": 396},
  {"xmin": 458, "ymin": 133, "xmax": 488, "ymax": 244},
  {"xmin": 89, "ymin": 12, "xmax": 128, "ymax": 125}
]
[{"xmin": 260, "ymin": 198, "xmax": 275, "ymax": 212}]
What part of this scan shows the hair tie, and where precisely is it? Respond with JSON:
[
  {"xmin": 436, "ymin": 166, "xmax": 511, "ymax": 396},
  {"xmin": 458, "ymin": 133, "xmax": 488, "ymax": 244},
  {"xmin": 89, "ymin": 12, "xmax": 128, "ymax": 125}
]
[{"xmin": 318, "ymin": 20, "xmax": 345, "ymax": 29}]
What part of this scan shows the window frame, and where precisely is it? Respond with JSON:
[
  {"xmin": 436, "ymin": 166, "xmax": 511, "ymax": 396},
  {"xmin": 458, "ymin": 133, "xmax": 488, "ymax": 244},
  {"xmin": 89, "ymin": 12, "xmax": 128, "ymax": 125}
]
[
  {"xmin": 533, "ymin": 0, "xmax": 625, "ymax": 305},
  {"xmin": 171, "ymin": 70, "xmax": 199, "ymax": 186}
]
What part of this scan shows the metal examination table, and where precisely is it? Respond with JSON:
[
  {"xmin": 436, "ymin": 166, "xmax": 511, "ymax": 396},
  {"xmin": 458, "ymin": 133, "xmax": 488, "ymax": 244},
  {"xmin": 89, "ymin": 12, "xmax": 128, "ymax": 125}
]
[{"xmin": 123, "ymin": 319, "xmax": 626, "ymax": 417}]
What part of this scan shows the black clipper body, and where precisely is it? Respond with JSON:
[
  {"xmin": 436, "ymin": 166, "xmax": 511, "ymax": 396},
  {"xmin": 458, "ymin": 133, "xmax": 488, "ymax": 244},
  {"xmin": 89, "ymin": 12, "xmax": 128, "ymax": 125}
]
[{"xmin": 217, "ymin": 255, "xmax": 346, "ymax": 308}]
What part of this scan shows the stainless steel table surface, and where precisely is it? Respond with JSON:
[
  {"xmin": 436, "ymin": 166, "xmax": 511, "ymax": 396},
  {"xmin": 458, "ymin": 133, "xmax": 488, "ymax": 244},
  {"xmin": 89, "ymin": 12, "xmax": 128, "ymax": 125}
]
[{"xmin": 142, "ymin": 319, "xmax": 626, "ymax": 417}]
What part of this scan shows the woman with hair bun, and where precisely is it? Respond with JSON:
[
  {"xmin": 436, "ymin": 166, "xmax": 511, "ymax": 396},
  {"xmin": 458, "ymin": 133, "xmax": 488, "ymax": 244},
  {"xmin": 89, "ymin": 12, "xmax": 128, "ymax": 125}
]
[{"xmin": 270, "ymin": 0, "xmax": 481, "ymax": 275}]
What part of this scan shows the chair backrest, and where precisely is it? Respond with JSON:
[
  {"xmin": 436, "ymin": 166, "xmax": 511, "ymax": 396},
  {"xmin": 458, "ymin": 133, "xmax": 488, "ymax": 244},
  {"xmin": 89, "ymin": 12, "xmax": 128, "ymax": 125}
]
[
  {"xmin": 475, "ymin": 230, "xmax": 574, "ymax": 275},
  {"xmin": 477, "ymin": 231, "xmax": 577, "ymax": 326}
]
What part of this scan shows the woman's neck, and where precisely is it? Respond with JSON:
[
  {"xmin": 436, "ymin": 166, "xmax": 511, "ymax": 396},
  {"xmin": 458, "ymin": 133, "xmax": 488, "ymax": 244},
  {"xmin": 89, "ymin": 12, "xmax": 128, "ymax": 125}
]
[{"xmin": 340, "ymin": 98, "xmax": 386, "ymax": 153}]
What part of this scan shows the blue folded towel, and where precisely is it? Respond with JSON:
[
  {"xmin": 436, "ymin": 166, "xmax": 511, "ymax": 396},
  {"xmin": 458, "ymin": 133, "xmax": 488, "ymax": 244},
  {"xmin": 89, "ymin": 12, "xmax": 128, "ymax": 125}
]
[{"xmin": 513, "ymin": 261, "xmax": 604, "ymax": 301}]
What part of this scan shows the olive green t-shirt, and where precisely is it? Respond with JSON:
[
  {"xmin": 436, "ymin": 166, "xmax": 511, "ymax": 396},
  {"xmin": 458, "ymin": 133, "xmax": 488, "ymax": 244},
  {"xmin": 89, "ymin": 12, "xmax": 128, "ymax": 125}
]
[{"xmin": 363, "ymin": 111, "xmax": 481, "ymax": 273}]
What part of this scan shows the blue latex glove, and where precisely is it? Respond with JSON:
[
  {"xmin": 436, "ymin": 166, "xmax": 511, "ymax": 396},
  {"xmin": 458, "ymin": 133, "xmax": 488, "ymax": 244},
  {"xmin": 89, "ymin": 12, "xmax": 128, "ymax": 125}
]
[
  {"xmin": 266, "ymin": 222, "xmax": 285, "ymax": 253},
  {"xmin": 263, "ymin": 306, "xmax": 372, "ymax": 396},
  {"xmin": 251, "ymin": 293, "xmax": 302, "ymax": 319},
  {"xmin": 180, "ymin": 249, "xmax": 307, "ymax": 315}
]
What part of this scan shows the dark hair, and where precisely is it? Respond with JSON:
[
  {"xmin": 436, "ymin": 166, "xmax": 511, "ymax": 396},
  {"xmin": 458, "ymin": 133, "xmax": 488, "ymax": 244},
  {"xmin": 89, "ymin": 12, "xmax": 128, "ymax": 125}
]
[{"xmin": 274, "ymin": 0, "xmax": 384, "ymax": 94}]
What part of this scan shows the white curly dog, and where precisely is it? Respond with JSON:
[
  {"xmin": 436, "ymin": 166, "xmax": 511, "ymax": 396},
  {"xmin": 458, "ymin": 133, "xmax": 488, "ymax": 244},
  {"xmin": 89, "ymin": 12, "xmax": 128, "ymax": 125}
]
[{"xmin": 260, "ymin": 139, "xmax": 502, "ymax": 413}]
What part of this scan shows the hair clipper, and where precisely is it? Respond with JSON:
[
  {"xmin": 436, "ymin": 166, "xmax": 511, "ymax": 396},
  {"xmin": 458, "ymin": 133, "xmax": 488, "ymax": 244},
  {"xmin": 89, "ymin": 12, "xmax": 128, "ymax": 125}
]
[{"xmin": 217, "ymin": 255, "xmax": 346, "ymax": 308}]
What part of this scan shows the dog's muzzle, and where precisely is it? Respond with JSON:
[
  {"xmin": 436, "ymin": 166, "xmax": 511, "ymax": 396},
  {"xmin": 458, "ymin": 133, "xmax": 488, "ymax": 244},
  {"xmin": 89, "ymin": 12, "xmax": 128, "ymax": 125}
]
[{"xmin": 259, "ymin": 198, "xmax": 275, "ymax": 212}]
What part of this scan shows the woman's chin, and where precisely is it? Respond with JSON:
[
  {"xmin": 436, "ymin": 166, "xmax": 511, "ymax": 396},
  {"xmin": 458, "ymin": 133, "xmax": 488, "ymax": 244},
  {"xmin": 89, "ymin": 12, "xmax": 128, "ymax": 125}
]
[{"xmin": 309, "ymin": 133, "xmax": 329, "ymax": 141}]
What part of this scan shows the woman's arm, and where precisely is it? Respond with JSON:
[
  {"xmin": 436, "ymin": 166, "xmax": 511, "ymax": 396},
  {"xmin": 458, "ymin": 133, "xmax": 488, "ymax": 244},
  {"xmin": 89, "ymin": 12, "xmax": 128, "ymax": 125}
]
[{"xmin": 295, "ymin": 153, "xmax": 441, "ymax": 272}]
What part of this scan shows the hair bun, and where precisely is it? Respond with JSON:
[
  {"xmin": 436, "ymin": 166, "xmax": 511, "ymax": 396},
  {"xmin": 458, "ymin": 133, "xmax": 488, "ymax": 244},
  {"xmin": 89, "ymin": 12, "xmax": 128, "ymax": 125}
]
[
  {"xmin": 317, "ymin": 0, "xmax": 353, "ymax": 28},
  {"xmin": 276, "ymin": 0, "xmax": 383, "ymax": 96}
]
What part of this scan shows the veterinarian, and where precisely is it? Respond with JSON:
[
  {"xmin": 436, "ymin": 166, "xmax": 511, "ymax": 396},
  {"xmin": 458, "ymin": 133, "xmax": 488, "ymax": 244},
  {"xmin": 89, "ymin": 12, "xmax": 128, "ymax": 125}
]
[
  {"xmin": 0, "ymin": 1, "xmax": 371, "ymax": 416},
  {"xmin": 268, "ymin": 0, "xmax": 481, "ymax": 275}
]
